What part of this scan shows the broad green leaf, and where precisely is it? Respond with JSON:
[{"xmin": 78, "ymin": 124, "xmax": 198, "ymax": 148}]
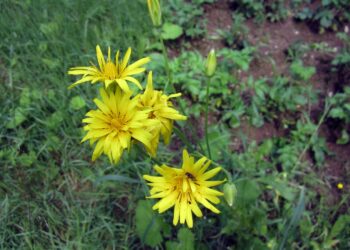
[
  {"xmin": 135, "ymin": 200, "xmax": 163, "ymax": 247},
  {"xmin": 178, "ymin": 228, "xmax": 195, "ymax": 250},
  {"xmin": 336, "ymin": 129, "xmax": 349, "ymax": 145},
  {"xmin": 329, "ymin": 107, "xmax": 346, "ymax": 119},
  {"xmin": 6, "ymin": 108, "xmax": 27, "ymax": 129},
  {"xmin": 69, "ymin": 96, "xmax": 86, "ymax": 110},
  {"xmin": 166, "ymin": 228, "xmax": 195, "ymax": 250},
  {"xmin": 259, "ymin": 178, "xmax": 296, "ymax": 201},
  {"xmin": 161, "ymin": 23, "xmax": 183, "ymax": 40},
  {"xmin": 46, "ymin": 111, "xmax": 64, "ymax": 129},
  {"xmin": 18, "ymin": 151, "xmax": 37, "ymax": 167},
  {"xmin": 290, "ymin": 60, "xmax": 315, "ymax": 81},
  {"xmin": 329, "ymin": 215, "xmax": 350, "ymax": 240},
  {"xmin": 236, "ymin": 179, "xmax": 261, "ymax": 205}
]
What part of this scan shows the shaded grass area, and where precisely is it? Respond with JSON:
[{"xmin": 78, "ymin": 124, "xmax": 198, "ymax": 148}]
[{"xmin": 0, "ymin": 0, "xmax": 154, "ymax": 248}]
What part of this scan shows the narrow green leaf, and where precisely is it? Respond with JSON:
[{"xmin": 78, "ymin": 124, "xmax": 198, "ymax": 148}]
[
  {"xmin": 95, "ymin": 174, "xmax": 141, "ymax": 184},
  {"xmin": 135, "ymin": 200, "xmax": 163, "ymax": 247},
  {"xmin": 278, "ymin": 187, "xmax": 305, "ymax": 250}
]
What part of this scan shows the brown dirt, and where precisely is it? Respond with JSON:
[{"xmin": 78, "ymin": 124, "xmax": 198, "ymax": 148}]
[{"xmin": 181, "ymin": 0, "xmax": 350, "ymax": 199}]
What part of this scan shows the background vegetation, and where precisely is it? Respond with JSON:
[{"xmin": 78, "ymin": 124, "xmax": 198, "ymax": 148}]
[{"xmin": 0, "ymin": 0, "xmax": 349, "ymax": 249}]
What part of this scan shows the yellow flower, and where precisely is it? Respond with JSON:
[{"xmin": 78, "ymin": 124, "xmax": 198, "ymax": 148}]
[
  {"xmin": 68, "ymin": 45, "xmax": 150, "ymax": 92},
  {"xmin": 143, "ymin": 149, "xmax": 225, "ymax": 228},
  {"xmin": 138, "ymin": 71, "xmax": 187, "ymax": 156},
  {"xmin": 337, "ymin": 182, "xmax": 344, "ymax": 190},
  {"xmin": 81, "ymin": 88, "xmax": 158, "ymax": 164}
]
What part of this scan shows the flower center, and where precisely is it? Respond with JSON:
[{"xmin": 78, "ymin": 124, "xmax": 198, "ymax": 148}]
[
  {"xmin": 110, "ymin": 118, "xmax": 124, "ymax": 130},
  {"xmin": 185, "ymin": 172, "xmax": 196, "ymax": 181},
  {"xmin": 149, "ymin": 111, "xmax": 157, "ymax": 119},
  {"xmin": 104, "ymin": 62, "xmax": 117, "ymax": 79}
]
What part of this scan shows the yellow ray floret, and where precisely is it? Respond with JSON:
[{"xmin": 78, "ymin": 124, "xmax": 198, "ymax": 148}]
[
  {"xmin": 137, "ymin": 71, "xmax": 187, "ymax": 156},
  {"xmin": 82, "ymin": 88, "xmax": 158, "ymax": 164},
  {"xmin": 68, "ymin": 45, "xmax": 150, "ymax": 92},
  {"xmin": 143, "ymin": 149, "xmax": 225, "ymax": 228}
]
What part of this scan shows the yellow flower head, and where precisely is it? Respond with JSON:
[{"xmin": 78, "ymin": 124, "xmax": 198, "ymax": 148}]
[
  {"xmin": 81, "ymin": 88, "xmax": 158, "ymax": 164},
  {"xmin": 138, "ymin": 71, "xmax": 187, "ymax": 156},
  {"xmin": 68, "ymin": 45, "xmax": 150, "ymax": 92},
  {"xmin": 143, "ymin": 149, "xmax": 225, "ymax": 228},
  {"xmin": 337, "ymin": 182, "xmax": 344, "ymax": 190}
]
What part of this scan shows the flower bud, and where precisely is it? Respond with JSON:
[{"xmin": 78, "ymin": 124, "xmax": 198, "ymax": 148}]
[
  {"xmin": 147, "ymin": 0, "xmax": 162, "ymax": 27},
  {"xmin": 205, "ymin": 49, "xmax": 217, "ymax": 77},
  {"xmin": 223, "ymin": 182, "xmax": 237, "ymax": 207}
]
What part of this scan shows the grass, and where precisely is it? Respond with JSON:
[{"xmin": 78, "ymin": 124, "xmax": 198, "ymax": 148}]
[{"xmin": 0, "ymin": 0, "xmax": 155, "ymax": 248}]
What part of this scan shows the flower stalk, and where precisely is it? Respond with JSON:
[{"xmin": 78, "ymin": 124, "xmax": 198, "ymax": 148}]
[
  {"xmin": 160, "ymin": 36, "xmax": 173, "ymax": 93},
  {"xmin": 204, "ymin": 49, "xmax": 217, "ymax": 159},
  {"xmin": 205, "ymin": 76, "xmax": 212, "ymax": 158}
]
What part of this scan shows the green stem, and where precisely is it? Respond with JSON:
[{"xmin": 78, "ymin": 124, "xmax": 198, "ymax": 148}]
[
  {"xmin": 205, "ymin": 76, "xmax": 212, "ymax": 159},
  {"xmin": 173, "ymin": 126, "xmax": 195, "ymax": 152},
  {"xmin": 159, "ymin": 36, "xmax": 173, "ymax": 93},
  {"xmin": 292, "ymin": 99, "xmax": 332, "ymax": 172},
  {"xmin": 158, "ymin": 31, "xmax": 205, "ymax": 155}
]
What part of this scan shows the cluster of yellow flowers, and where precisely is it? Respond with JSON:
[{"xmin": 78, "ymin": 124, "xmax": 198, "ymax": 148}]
[
  {"xmin": 68, "ymin": 45, "xmax": 225, "ymax": 228},
  {"xmin": 68, "ymin": 46, "xmax": 186, "ymax": 163}
]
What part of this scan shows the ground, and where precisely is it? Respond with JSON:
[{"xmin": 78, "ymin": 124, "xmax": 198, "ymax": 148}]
[{"xmin": 179, "ymin": 0, "xmax": 349, "ymax": 204}]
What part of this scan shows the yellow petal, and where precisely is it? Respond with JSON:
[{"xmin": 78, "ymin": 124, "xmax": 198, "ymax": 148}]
[
  {"xmin": 173, "ymin": 201, "xmax": 180, "ymax": 226},
  {"xmin": 94, "ymin": 98, "xmax": 111, "ymax": 115},
  {"xmin": 143, "ymin": 175, "xmax": 166, "ymax": 183},
  {"xmin": 200, "ymin": 167, "xmax": 222, "ymax": 181},
  {"xmin": 122, "ymin": 67, "xmax": 146, "ymax": 76},
  {"xmin": 193, "ymin": 157, "xmax": 207, "ymax": 172},
  {"xmin": 182, "ymin": 179, "xmax": 189, "ymax": 192},
  {"xmin": 96, "ymin": 45, "xmax": 105, "ymax": 70},
  {"xmin": 189, "ymin": 179, "xmax": 197, "ymax": 192},
  {"xmin": 179, "ymin": 195, "xmax": 187, "ymax": 224},
  {"xmin": 194, "ymin": 193, "xmax": 220, "ymax": 214},
  {"xmin": 68, "ymin": 76, "xmax": 95, "ymax": 89},
  {"xmin": 116, "ymin": 79, "xmax": 131, "ymax": 93},
  {"xmin": 115, "ymin": 50, "xmax": 120, "ymax": 68},
  {"xmin": 201, "ymin": 187, "xmax": 224, "ymax": 197},
  {"xmin": 201, "ymin": 180, "xmax": 226, "ymax": 187},
  {"xmin": 131, "ymin": 129, "xmax": 151, "ymax": 149},
  {"xmin": 157, "ymin": 191, "xmax": 178, "ymax": 213},
  {"xmin": 92, "ymin": 138, "xmax": 105, "ymax": 161},
  {"xmin": 124, "ymin": 76, "xmax": 143, "ymax": 90},
  {"xmin": 126, "ymin": 57, "xmax": 150, "ymax": 71},
  {"xmin": 120, "ymin": 47, "xmax": 131, "ymax": 72},
  {"xmin": 186, "ymin": 206, "xmax": 193, "ymax": 228},
  {"xmin": 81, "ymin": 129, "xmax": 111, "ymax": 142},
  {"xmin": 190, "ymin": 197, "xmax": 203, "ymax": 217}
]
